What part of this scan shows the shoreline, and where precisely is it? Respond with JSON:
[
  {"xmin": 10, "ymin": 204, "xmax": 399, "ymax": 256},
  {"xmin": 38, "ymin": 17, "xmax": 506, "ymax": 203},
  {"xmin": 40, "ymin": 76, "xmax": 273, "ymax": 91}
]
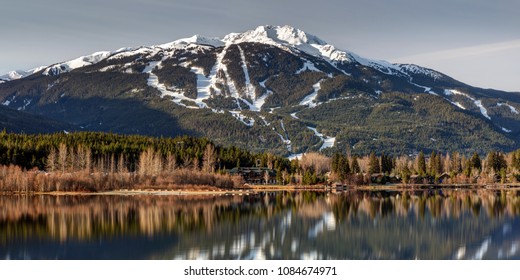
[{"xmin": 3, "ymin": 183, "xmax": 520, "ymax": 196}]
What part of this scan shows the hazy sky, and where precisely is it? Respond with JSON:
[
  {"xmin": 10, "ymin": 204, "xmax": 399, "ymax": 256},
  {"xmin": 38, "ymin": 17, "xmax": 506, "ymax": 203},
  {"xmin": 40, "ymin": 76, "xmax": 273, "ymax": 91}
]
[{"xmin": 1, "ymin": 0, "xmax": 519, "ymax": 91}]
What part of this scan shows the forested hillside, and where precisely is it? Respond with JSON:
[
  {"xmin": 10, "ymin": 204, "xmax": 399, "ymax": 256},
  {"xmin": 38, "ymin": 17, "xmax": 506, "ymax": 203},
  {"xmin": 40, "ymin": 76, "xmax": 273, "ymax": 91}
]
[{"xmin": 2, "ymin": 25, "xmax": 520, "ymax": 156}]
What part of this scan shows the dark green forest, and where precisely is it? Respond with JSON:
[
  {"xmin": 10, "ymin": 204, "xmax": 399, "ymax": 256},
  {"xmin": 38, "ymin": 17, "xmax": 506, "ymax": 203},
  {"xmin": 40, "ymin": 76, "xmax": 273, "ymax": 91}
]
[
  {"xmin": 0, "ymin": 131, "xmax": 291, "ymax": 173},
  {"xmin": 3, "ymin": 131, "xmax": 520, "ymax": 188}
]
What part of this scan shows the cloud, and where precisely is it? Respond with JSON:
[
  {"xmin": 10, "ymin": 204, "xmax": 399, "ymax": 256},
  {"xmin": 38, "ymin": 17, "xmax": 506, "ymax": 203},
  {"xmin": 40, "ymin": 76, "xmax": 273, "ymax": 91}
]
[{"xmin": 391, "ymin": 39, "xmax": 520, "ymax": 64}]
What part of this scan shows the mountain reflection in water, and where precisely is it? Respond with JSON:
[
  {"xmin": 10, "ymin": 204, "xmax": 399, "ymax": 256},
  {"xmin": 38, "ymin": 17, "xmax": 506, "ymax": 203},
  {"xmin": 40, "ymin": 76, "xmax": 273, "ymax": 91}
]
[{"xmin": 2, "ymin": 190, "xmax": 520, "ymax": 260}]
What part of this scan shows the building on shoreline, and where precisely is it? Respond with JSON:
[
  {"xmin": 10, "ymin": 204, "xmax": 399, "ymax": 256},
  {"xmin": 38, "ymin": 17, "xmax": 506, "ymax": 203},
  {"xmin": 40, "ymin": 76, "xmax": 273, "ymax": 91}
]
[{"xmin": 228, "ymin": 167, "xmax": 277, "ymax": 184}]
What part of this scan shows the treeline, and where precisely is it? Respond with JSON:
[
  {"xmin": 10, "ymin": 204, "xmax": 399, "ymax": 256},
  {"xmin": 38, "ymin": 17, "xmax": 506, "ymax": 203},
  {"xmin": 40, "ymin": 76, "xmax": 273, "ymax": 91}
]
[
  {"xmin": 3, "ymin": 131, "xmax": 520, "ymax": 189},
  {"xmin": 329, "ymin": 150, "xmax": 520, "ymax": 185},
  {"xmin": 0, "ymin": 131, "xmax": 295, "ymax": 192},
  {"xmin": 0, "ymin": 131, "xmax": 292, "ymax": 172}
]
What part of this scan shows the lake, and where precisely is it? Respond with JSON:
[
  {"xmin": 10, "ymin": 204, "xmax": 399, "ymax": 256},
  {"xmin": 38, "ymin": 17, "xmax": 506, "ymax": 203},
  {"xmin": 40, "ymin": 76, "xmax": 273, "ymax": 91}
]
[{"xmin": 1, "ymin": 189, "xmax": 520, "ymax": 259}]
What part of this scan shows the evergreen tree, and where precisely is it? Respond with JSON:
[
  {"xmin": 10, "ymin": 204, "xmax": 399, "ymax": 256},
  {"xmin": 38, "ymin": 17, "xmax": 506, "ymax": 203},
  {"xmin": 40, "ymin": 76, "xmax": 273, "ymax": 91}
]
[
  {"xmin": 486, "ymin": 151, "xmax": 507, "ymax": 173},
  {"xmin": 434, "ymin": 152, "xmax": 442, "ymax": 175},
  {"xmin": 276, "ymin": 167, "xmax": 283, "ymax": 184},
  {"xmin": 451, "ymin": 152, "xmax": 462, "ymax": 173},
  {"xmin": 429, "ymin": 151, "xmax": 437, "ymax": 176},
  {"xmin": 469, "ymin": 152, "xmax": 482, "ymax": 171},
  {"xmin": 339, "ymin": 155, "xmax": 350, "ymax": 181},
  {"xmin": 401, "ymin": 164, "xmax": 411, "ymax": 184},
  {"xmin": 331, "ymin": 153, "xmax": 341, "ymax": 174},
  {"xmin": 351, "ymin": 156, "xmax": 361, "ymax": 174},
  {"xmin": 512, "ymin": 150, "xmax": 520, "ymax": 171},
  {"xmin": 417, "ymin": 151, "xmax": 426, "ymax": 176},
  {"xmin": 368, "ymin": 152, "xmax": 380, "ymax": 174},
  {"xmin": 380, "ymin": 152, "xmax": 393, "ymax": 174}
]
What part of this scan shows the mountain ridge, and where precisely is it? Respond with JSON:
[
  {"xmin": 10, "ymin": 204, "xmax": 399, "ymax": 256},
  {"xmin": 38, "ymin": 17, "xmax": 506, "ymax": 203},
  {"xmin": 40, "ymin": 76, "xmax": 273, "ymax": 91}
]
[{"xmin": 1, "ymin": 25, "xmax": 520, "ymax": 156}]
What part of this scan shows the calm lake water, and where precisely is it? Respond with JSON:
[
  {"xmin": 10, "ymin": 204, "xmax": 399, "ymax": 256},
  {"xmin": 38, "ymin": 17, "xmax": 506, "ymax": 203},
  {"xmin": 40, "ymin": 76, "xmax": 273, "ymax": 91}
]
[{"xmin": 1, "ymin": 190, "xmax": 520, "ymax": 260}]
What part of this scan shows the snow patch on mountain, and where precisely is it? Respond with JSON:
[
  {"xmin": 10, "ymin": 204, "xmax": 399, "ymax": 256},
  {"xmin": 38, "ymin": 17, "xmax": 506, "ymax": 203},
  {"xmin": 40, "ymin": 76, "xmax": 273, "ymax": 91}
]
[
  {"xmin": 230, "ymin": 111, "xmax": 255, "ymax": 126},
  {"xmin": 253, "ymin": 79, "xmax": 273, "ymax": 111},
  {"xmin": 172, "ymin": 42, "xmax": 267, "ymax": 112},
  {"xmin": 296, "ymin": 59, "xmax": 322, "ymax": 74},
  {"xmin": 205, "ymin": 45, "xmax": 264, "ymax": 112},
  {"xmin": 398, "ymin": 64, "xmax": 443, "ymax": 80},
  {"xmin": 98, "ymin": 65, "xmax": 117, "ymax": 72},
  {"xmin": 307, "ymin": 126, "xmax": 335, "ymax": 151},
  {"xmin": 287, "ymin": 153, "xmax": 304, "ymax": 160},
  {"xmin": 410, "ymin": 81, "xmax": 437, "ymax": 95},
  {"xmin": 497, "ymin": 102, "xmax": 519, "ymax": 114},
  {"xmin": 446, "ymin": 99, "xmax": 466, "ymax": 110},
  {"xmin": 17, "ymin": 98, "xmax": 32, "ymax": 111},
  {"xmin": 215, "ymin": 46, "xmax": 241, "ymax": 102},
  {"xmin": 43, "ymin": 51, "xmax": 111, "ymax": 76},
  {"xmin": 350, "ymin": 53, "xmax": 403, "ymax": 76},
  {"xmin": 444, "ymin": 89, "xmax": 491, "ymax": 120},
  {"xmin": 190, "ymin": 67, "xmax": 212, "ymax": 108},
  {"xmin": 108, "ymin": 47, "xmax": 153, "ymax": 61},
  {"xmin": 474, "ymin": 100, "xmax": 490, "ymax": 120},
  {"xmin": 168, "ymin": 35, "xmax": 224, "ymax": 48},
  {"xmin": 259, "ymin": 115, "xmax": 270, "ymax": 126},
  {"xmin": 143, "ymin": 61, "xmax": 161, "ymax": 74},
  {"xmin": 269, "ymin": 120, "xmax": 292, "ymax": 151},
  {"xmin": 501, "ymin": 127, "xmax": 512, "ymax": 133},
  {"xmin": 299, "ymin": 79, "xmax": 323, "ymax": 108},
  {"xmin": 276, "ymin": 132, "xmax": 292, "ymax": 152},
  {"xmin": 317, "ymin": 44, "xmax": 354, "ymax": 63},
  {"xmin": 237, "ymin": 45, "xmax": 256, "ymax": 100},
  {"xmin": 107, "ymin": 39, "xmax": 215, "ymax": 63},
  {"xmin": 276, "ymin": 120, "xmax": 292, "ymax": 151},
  {"xmin": 144, "ymin": 61, "xmax": 199, "ymax": 109}
]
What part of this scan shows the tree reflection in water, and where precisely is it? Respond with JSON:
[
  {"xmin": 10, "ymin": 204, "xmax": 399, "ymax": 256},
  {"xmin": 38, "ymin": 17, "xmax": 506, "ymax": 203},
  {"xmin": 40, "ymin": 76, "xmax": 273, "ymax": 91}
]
[{"xmin": 2, "ymin": 190, "xmax": 520, "ymax": 259}]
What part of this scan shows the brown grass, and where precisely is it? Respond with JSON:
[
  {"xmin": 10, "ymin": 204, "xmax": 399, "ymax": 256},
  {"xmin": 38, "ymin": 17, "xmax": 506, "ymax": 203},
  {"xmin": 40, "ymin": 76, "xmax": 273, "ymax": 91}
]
[{"xmin": 0, "ymin": 165, "xmax": 242, "ymax": 193}]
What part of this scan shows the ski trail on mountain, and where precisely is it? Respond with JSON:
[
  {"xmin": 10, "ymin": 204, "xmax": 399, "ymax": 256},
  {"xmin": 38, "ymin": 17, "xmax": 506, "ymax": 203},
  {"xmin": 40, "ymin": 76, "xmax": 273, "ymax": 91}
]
[
  {"xmin": 237, "ymin": 45, "xmax": 256, "ymax": 101},
  {"xmin": 144, "ymin": 61, "xmax": 199, "ymax": 109},
  {"xmin": 300, "ymin": 79, "xmax": 323, "ymax": 108}
]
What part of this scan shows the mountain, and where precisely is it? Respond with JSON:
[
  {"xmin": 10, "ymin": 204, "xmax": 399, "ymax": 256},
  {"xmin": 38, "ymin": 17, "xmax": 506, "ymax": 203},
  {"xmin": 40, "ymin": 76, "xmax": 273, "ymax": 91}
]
[
  {"xmin": 0, "ymin": 105, "xmax": 76, "ymax": 134},
  {"xmin": 0, "ymin": 67, "xmax": 46, "ymax": 83},
  {"xmin": 1, "ymin": 25, "xmax": 520, "ymax": 155}
]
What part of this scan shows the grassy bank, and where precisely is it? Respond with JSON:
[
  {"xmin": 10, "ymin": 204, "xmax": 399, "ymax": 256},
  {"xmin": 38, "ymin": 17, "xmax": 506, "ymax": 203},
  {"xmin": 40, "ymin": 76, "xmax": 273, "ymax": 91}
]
[{"xmin": 0, "ymin": 165, "xmax": 242, "ymax": 193}]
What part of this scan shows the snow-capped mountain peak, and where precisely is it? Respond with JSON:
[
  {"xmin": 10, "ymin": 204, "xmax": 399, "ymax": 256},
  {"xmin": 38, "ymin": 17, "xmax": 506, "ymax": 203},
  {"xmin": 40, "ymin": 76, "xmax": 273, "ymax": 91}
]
[
  {"xmin": 2, "ymin": 71, "xmax": 24, "ymax": 80},
  {"xmin": 222, "ymin": 25, "xmax": 353, "ymax": 62},
  {"xmin": 2, "ymin": 25, "xmax": 519, "ymax": 156},
  {"xmin": 0, "ymin": 67, "xmax": 46, "ymax": 81},
  {"xmin": 166, "ymin": 35, "xmax": 224, "ymax": 48},
  {"xmin": 223, "ymin": 25, "xmax": 317, "ymax": 46},
  {"xmin": 2, "ymin": 25, "xmax": 441, "ymax": 82},
  {"xmin": 233, "ymin": 25, "xmax": 326, "ymax": 46},
  {"xmin": 43, "ymin": 51, "xmax": 112, "ymax": 76},
  {"xmin": 221, "ymin": 25, "xmax": 412, "ymax": 73}
]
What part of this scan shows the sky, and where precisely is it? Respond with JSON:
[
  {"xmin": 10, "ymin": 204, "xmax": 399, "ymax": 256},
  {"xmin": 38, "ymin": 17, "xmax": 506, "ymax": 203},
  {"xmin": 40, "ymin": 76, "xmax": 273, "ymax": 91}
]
[{"xmin": 1, "ymin": 0, "xmax": 519, "ymax": 91}]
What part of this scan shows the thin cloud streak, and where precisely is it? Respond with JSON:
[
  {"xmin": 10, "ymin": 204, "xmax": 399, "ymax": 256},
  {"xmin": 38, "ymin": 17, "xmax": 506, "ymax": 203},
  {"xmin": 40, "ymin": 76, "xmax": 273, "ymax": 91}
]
[{"xmin": 391, "ymin": 39, "xmax": 520, "ymax": 64}]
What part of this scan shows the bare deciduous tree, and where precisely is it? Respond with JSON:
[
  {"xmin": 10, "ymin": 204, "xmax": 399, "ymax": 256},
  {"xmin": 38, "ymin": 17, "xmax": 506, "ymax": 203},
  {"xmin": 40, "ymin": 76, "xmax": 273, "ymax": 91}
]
[
  {"xmin": 46, "ymin": 147, "xmax": 58, "ymax": 172},
  {"xmin": 138, "ymin": 148, "xmax": 163, "ymax": 176},
  {"xmin": 299, "ymin": 152, "xmax": 331, "ymax": 175},
  {"xmin": 166, "ymin": 153, "xmax": 177, "ymax": 172},
  {"xmin": 58, "ymin": 143, "xmax": 67, "ymax": 173},
  {"xmin": 202, "ymin": 144, "xmax": 217, "ymax": 173}
]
